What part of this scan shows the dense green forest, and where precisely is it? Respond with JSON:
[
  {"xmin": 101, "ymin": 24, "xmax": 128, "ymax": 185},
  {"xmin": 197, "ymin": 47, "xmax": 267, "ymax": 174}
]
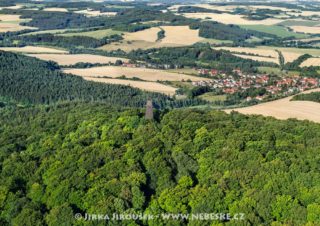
[
  {"xmin": 127, "ymin": 46, "xmax": 275, "ymax": 72},
  {"xmin": 291, "ymin": 92, "xmax": 320, "ymax": 103},
  {"xmin": 0, "ymin": 102, "xmax": 319, "ymax": 225},
  {"xmin": 0, "ymin": 51, "xmax": 205, "ymax": 108},
  {"xmin": 18, "ymin": 34, "xmax": 123, "ymax": 48}
]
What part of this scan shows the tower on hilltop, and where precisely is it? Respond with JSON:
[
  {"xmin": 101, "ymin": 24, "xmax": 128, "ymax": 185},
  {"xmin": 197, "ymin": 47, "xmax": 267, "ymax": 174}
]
[{"xmin": 145, "ymin": 100, "xmax": 154, "ymax": 120}]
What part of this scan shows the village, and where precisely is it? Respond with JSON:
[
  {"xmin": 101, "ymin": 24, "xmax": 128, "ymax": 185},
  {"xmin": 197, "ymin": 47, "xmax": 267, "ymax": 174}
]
[
  {"xmin": 193, "ymin": 68, "xmax": 319, "ymax": 101},
  {"xmin": 120, "ymin": 61, "xmax": 319, "ymax": 101}
]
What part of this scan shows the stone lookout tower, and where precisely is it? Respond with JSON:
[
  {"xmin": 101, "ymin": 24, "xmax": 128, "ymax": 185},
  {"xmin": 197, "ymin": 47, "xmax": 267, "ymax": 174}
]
[{"xmin": 145, "ymin": 100, "xmax": 154, "ymax": 120}]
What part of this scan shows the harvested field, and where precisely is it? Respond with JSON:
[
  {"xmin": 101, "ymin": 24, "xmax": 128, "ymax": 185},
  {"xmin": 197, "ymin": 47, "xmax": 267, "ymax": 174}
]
[
  {"xmin": 290, "ymin": 26, "xmax": 320, "ymax": 34},
  {"xmin": 20, "ymin": 29, "xmax": 80, "ymax": 36},
  {"xmin": 125, "ymin": 27, "xmax": 161, "ymax": 42},
  {"xmin": 281, "ymin": 51, "xmax": 302, "ymax": 63},
  {"xmin": 300, "ymin": 58, "xmax": 320, "ymax": 67},
  {"xmin": 74, "ymin": 10, "xmax": 116, "ymax": 17},
  {"xmin": 169, "ymin": 4, "xmax": 235, "ymax": 12},
  {"xmin": 225, "ymin": 88, "xmax": 320, "ymax": 123},
  {"xmin": 59, "ymin": 28, "xmax": 122, "ymax": 39},
  {"xmin": 0, "ymin": 5, "xmax": 23, "ymax": 10},
  {"xmin": 82, "ymin": 77, "xmax": 177, "ymax": 95},
  {"xmin": 0, "ymin": 46, "xmax": 67, "ymax": 54},
  {"xmin": 240, "ymin": 25, "xmax": 307, "ymax": 38},
  {"xmin": 0, "ymin": 14, "xmax": 35, "ymax": 32},
  {"xmin": 43, "ymin": 7, "xmax": 68, "ymax": 12},
  {"xmin": 100, "ymin": 26, "xmax": 203, "ymax": 52},
  {"xmin": 63, "ymin": 66, "xmax": 209, "ymax": 82},
  {"xmin": 99, "ymin": 40, "xmax": 158, "ymax": 52},
  {"xmin": 233, "ymin": 54, "xmax": 279, "ymax": 64},
  {"xmin": 27, "ymin": 54, "xmax": 129, "ymax": 65},
  {"xmin": 215, "ymin": 47, "xmax": 279, "ymax": 58},
  {"xmin": 160, "ymin": 26, "xmax": 203, "ymax": 45},
  {"xmin": 182, "ymin": 12, "xmax": 282, "ymax": 25},
  {"xmin": 219, "ymin": 46, "xmax": 320, "ymax": 63},
  {"xmin": 260, "ymin": 46, "xmax": 320, "ymax": 57}
]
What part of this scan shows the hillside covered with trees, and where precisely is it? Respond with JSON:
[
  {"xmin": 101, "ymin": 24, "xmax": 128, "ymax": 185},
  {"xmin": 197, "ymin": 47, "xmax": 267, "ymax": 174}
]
[
  {"xmin": 0, "ymin": 102, "xmax": 319, "ymax": 225},
  {"xmin": 0, "ymin": 51, "xmax": 205, "ymax": 109}
]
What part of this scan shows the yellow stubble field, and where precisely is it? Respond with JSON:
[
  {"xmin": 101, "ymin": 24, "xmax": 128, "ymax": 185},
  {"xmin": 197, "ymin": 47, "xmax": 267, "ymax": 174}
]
[
  {"xmin": 225, "ymin": 88, "xmax": 320, "ymax": 123},
  {"xmin": 63, "ymin": 66, "xmax": 210, "ymax": 82},
  {"xmin": 82, "ymin": 77, "xmax": 177, "ymax": 96},
  {"xmin": 26, "ymin": 54, "xmax": 129, "ymax": 65}
]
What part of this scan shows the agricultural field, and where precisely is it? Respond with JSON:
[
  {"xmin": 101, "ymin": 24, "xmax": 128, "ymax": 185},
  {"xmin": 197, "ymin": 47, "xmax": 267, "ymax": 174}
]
[
  {"xmin": 233, "ymin": 54, "xmax": 279, "ymax": 64},
  {"xmin": 240, "ymin": 25, "xmax": 308, "ymax": 38},
  {"xmin": 215, "ymin": 46, "xmax": 279, "ymax": 61},
  {"xmin": 290, "ymin": 26, "xmax": 320, "ymax": 34},
  {"xmin": 0, "ymin": 46, "xmax": 67, "ymax": 54},
  {"xmin": 226, "ymin": 88, "xmax": 320, "ymax": 123},
  {"xmin": 20, "ymin": 28, "xmax": 86, "ymax": 36},
  {"xmin": 124, "ymin": 27, "xmax": 161, "ymax": 42},
  {"xmin": 261, "ymin": 46, "xmax": 320, "ymax": 57},
  {"xmin": 74, "ymin": 9, "xmax": 117, "ymax": 17},
  {"xmin": 300, "ymin": 58, "xmax": 320, "ymax": 67},
  {"xmin": 217, "ymin": 46, "xmax": 320, "ymax": 64},
  {"xmin": 181, "ymin": 12, "xmax": 283, "ymax": 25},
  {"xmin": 81, "ymin": 77, "xmax": 177, "ymax": 95},
  {"xmin": 58, "ymin": 28, "xmax": 123, "ymax": 39},
  {"xmin": 161, "ymin": 26, "xmax": 204, "ymax": 45},
  {"xmin": 100, "ymin": 26, "xmax": 204, "ymax": 52},
  {"xmin": 63, "ymin": 66, "xmax": 209, "ymax": 82},
  {"xmin": 198, "ymin": 93, "xmax": 227, "ymax": 102},
  {"xmin": 0, "ymin": 5, "xmax": 23, "ymax": 10},
  {"xmin": 42, "ymin": 8, "xmax": 69, "ymax": 12},
  {"xmin": 0, "ymin": 15, "xmax": 35, "ymax": 32},
  {"xmin": 278, "ymin": 20, "xmax": 320, "ymax": 27},
  {"xmin": 26, "ymin": 54, "xmax": 129, "ymax": 65}
]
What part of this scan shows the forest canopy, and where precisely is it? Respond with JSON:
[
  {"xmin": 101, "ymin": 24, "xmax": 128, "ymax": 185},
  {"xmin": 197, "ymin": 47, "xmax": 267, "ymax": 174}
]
[{"xmin": 0, "ymin": 102, "xmax": 319, "ymax": 225}]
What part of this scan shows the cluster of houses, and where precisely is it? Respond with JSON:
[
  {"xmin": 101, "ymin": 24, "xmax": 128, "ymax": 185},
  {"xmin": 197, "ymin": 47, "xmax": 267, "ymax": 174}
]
[{"xmin": 194, "ymin": 68, "xmax": 319, "ymax": 101}]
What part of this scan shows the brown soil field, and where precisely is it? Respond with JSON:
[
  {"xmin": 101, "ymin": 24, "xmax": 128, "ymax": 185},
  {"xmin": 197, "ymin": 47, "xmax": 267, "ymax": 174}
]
[
  {"xmin": 26, "ymin": 54, "xmax": 129, "ymax": 65},
  {"xmin": 82, "ymin": 77, "xmax": 177, "ymax": 95},
  {"xmin": 0, "ymin": 46, "xmax": 68, "ymax": 54},
  {"xmin": 225, "ymin": 88, "xmax": 320, "ymax": 123},
  {"xmin": 63, "ymin": 66, "xmax": 209, "ymax": 82}
]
